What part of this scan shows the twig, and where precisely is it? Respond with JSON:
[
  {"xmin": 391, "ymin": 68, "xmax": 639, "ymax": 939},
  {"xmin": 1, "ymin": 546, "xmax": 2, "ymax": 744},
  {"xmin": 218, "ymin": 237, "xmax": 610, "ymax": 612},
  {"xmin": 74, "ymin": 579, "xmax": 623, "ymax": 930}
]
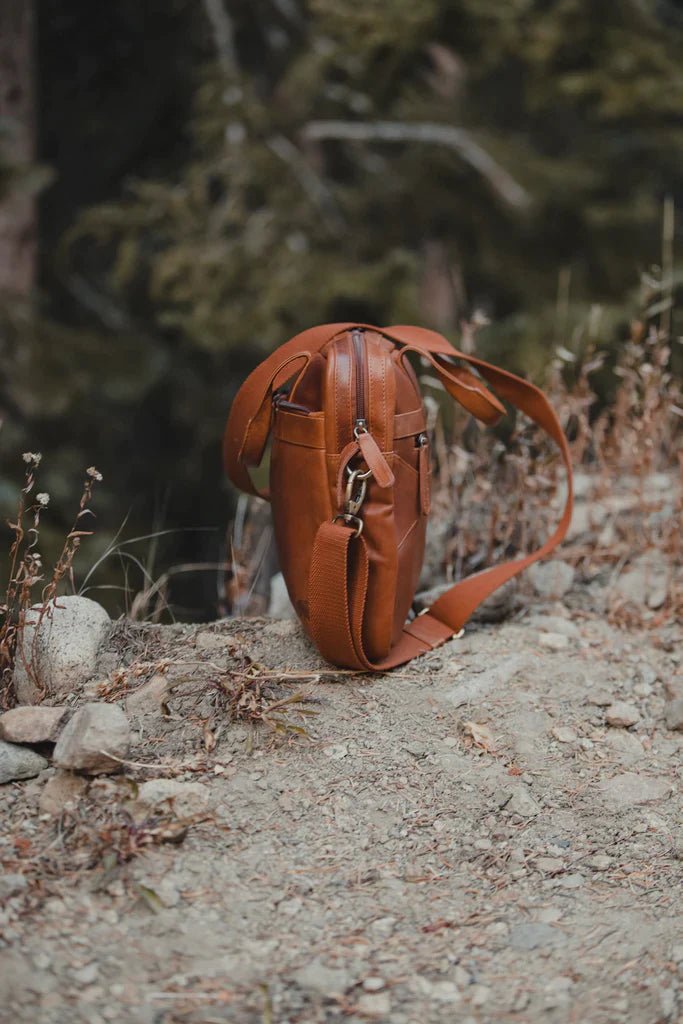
[
  {"xmin": 302, "ymin": 119, "xmax": 531, "ymax": 208},
  {"xmin": 267, "ymin": 134, "xmax": 344, "ymax": 232},
  {"xmin": 202, "ymin": 0, "xmax": 238, "ymax": 76}
]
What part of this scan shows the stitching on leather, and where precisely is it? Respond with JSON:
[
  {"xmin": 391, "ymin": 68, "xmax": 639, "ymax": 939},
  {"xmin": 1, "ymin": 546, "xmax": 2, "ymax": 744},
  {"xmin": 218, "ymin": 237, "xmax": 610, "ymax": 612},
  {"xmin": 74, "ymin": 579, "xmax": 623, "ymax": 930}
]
[
  {"xmin": 332, "ymin": 346, "xmax": 340, "ymax": 453},
  {"xmin": 394, "ymin": 453, "xmax": 419, "ymax": 480},
  {"xmin": 397, "ymin": 517, "xmax": 419, "ymax": 551}
]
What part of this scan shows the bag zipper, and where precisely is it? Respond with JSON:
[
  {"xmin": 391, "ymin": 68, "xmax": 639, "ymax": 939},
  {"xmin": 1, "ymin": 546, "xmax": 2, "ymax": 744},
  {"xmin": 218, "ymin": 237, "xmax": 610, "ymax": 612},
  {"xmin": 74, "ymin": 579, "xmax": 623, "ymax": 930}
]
[
  {"xmin": 347, "ymin": 327, "xmax": 395, "ymax": 489},
  {"xmin": 351, "ymin": 328, "xmax": 367, "ymax": 434}
]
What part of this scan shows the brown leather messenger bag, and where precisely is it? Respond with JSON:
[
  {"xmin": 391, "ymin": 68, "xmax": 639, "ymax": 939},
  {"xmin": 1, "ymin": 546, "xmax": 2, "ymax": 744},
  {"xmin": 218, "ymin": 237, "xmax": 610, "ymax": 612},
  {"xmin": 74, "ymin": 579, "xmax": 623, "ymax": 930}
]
[{"xmin": 223, "ymin": 323, "xmax": 573, "ymax": 671}]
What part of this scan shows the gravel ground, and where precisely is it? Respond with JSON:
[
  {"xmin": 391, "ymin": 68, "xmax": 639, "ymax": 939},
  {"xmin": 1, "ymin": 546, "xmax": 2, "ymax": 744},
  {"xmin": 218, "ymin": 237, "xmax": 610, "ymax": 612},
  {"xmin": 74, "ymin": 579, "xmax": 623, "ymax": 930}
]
[{"xmin": 1, "ymin": 586, "xmax": 682, "ymax": 1024}]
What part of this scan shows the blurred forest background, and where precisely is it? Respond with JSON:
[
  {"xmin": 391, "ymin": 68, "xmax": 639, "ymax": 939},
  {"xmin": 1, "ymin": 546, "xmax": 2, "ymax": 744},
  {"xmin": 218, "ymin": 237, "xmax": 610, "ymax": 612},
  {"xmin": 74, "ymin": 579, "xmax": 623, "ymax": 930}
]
[{"xmin": 0, "ymin": 0, "xmax": 682, "ymax": 619}]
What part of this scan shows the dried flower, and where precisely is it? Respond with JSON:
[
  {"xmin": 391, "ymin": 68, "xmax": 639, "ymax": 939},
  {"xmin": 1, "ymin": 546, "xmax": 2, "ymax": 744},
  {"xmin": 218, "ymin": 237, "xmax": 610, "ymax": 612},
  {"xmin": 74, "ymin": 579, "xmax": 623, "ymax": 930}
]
[
  {"xmin": 36, "ymin": 493, "xmax": 50, "ymax": 507},
  {"xmin": 22, "ymin": 452, "xmax": 42, "ymax": 467},
  {"xmin": 86, "ymin": 467, "xmax": 103, "ymax": 482}
]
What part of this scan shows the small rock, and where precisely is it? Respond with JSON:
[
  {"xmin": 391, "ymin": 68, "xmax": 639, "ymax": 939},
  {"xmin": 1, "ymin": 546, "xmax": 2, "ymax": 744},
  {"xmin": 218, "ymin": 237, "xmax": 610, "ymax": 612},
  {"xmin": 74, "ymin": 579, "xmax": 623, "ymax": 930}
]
[
  {"xmin": 614, "ymin": 551, "xmax": 669, "ymax": 610},
  {"xmin": 528, "ymin": 561, "xmax": 575, "ymax": 598},
  {"xmin": 39, "ymin": 770, "xmax": 89, "ymax": 814},
  {"xmin": 0, "ymin": 873, "xmax": 28, "ymax": 900},
  {"xmin": 12, "ymin": 596, "xmax": 111, "ymax": 704},
  {"xmin": 293, "ymin": 959, "xmax": 350, "ymax": 997},
  {"xmin": 585, "ymin": 854, "xmax": 612, "ymax": 871},
  {"xmin": 587, "ymin": 691, "xmax": 613, "ymax": 707},
  {"xmin": 605, "ymin": 702, "xmax": 640, "ymax": 728},
  {"xmin": 557, "ymin": 872, "xmax": 585, "ymax": 889},
  {"xmin": 600, "ymin": 772, "xmax": 671, "ymax": 809},
  {"xmin": 0, "ymin": 706, "xmax": 67, "ymax": 744},
  {"xmin": 535, "ymin": 857, "xmax": 563, "ymax": 873},
  {"xmin": 363, "ymin": 977, "xmax": 386, "ymax": 992},
  {"xmin": 323, "ymin": 744, "xmax": 348, "ymax": 760},
  {"xmin": 604, "ymin": 730, "xmax": 644, "ymax": 766},
  {"xmin": 471, "ymin": 984, "xmax": 491, "ymax": 1007},
  {"xmin": 530, "ymin": 615, "xmax": 580, "ymax": 637},
  {"xmin": 53, "ymin": 703, "xmax": 130, "ymax": 775},
  {"xmin": 125, "ymin": 675, "xmax": 169, "ymax": 717},
  {"xmin": 133, "ymin": 778, "xmax": 210, "ymax": 818},
  {"xmin": 538, "ymin": 632, "xmax": 569, "ymax": 651},
  {"xmin": 72, "ymin": 963, "xmax": 99, "ymax": 986},
  {"xmin": 551, "ymin": 726, "xmax": 577, "ymax": 744},
  {"xmin": 267, "ymin": 573, "xmax": 297, "ymax": 619},
  {"xmin": 357, "ymin": 992, "xmax": 391, "ymax": 1016},
  {"xmin": 664, "ymin": 698, "xmax": 683, "ymax": 731},
  {"xmin": 509, "ymin": 922, "xmax": 562, "ymax": 951},
  {"xmin": 0, "ymin": 740, "xmax": 48, "ymax": 784},
  {"xmin": 505, "ymin": 787, "xmax": 541, "ymax": 818},
  {"xmin": 438, "ymin": 980, "xmax": 463, "ymax": 1003}
]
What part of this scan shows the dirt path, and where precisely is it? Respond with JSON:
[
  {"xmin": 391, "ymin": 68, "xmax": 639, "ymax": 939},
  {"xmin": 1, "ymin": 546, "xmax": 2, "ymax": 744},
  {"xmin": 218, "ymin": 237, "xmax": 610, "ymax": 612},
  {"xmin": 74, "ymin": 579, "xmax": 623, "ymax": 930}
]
[{"xmin": 1, "ymin": 592, "xmax": 682, "ymax": 1023}]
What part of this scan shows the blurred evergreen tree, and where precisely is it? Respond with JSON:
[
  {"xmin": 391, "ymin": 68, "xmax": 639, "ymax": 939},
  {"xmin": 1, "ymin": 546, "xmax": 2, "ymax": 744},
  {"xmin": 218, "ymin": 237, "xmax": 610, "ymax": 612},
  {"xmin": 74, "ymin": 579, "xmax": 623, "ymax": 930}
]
[{"xmin": 1, "ymin": 0, "xmax": 681, "ymax": 615}]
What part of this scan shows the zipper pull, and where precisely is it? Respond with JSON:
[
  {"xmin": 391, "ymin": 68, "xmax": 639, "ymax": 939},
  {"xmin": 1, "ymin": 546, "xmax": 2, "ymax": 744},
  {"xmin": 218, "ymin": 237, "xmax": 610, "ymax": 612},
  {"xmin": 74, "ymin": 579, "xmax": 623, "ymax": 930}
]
[
  {"xmin": 355, "ymin": 422, "xmax": 395, "ymax": 489},
  {"xmin": 417, "ymin": 432, "xmax": 431, "ymax": 515}
]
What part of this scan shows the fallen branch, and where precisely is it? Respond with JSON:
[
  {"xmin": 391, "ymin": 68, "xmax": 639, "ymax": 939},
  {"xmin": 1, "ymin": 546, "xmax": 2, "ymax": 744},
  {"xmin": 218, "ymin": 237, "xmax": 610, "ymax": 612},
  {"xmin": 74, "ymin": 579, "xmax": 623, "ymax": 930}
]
[{"xmin": 302, "ymin": 119, "xmax": 531, "ymax": 208}]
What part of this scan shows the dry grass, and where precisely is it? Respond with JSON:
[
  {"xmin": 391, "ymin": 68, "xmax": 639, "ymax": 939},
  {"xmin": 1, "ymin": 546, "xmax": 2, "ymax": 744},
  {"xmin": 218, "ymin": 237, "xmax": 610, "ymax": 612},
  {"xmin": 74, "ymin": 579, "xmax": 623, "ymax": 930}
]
[{"xmin": 0, "ymin": 457, "xmax": 102, "ymax": 708}]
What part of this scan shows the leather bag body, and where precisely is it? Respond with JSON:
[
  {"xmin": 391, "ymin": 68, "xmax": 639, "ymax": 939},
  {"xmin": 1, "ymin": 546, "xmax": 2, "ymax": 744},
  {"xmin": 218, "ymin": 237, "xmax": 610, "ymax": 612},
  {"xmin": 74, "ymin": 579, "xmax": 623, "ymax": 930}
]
[{"xmin": 224, "ymin": 323, "xmax": 573, "ymax": 671}]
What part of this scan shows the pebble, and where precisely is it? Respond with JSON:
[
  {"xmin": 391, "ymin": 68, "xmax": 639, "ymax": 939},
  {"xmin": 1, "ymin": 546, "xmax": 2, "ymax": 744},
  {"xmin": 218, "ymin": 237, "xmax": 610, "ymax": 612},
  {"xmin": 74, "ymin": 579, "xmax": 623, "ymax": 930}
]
[
  {"xmin": 509, "ymin": 922, "xmax": 562, "ymax": 951},
  {"xmin": 505, "ymin": 787, "xmax": 541, "ymax": 818},
  {"xmin": 363, "ymin": 977, "xmax": 386, "ymax": 992},
  {"xmin": 605, "ymin": 702, "xmax": 640, "ymax": 728},
  {"xmin": 664, "ymin": 698, "xmax": 683, "ymax": 731},
  {"xmin": 0, "ymin": 739, "xmax": 48, "ymax": 784},
  {"xmin": 535, "ymin": 857, "xmax": 563, "ymax": 873},
  {"xmin": 293, "ymin": 959, "xmax": 350, "ymax": 997},
  {"xmin": 603, "ymin": 729, "xmax": 644, "ymax": 766},
  {"xmin": 528, "ymin": 561, "xmax": 575, "ymax": 598},
  {"xmin": 585, "ymin": 854, "xmax": 612, "ymax": 871},
  {"xmin": 39, "ymin": 770, "xmax": 89, "ymax": 814},
  {"xmin": 324, "ymin": 744, "xmax": 348, "ymax": 760},
  {"xmin": 600, "ymin": 772, "xmax": 671, "ymax": 808},
  {"xmin": 125, "ymin": 675, "xmax": 169, "ymax": 717},
  {"xmin": 0, "ymin": 705, "xmax": 67, "ymax": 744},
  {"xmin": 72, "ymin": 963, "xmax": 99, "ymax": 986},
  {"xmin": 471, "ymin": 984, "xmax": 491, "ymax": 1006},
  {"xmin": 132, "ymin": 778, "xmax": 210, "ymax": 818},
  {"xmin": 551, "ymin": 726, "xmax": 577, "ymax": 743},
  {"xmin": 538, "ymin": 632, "xmax": 569, "ymax": 651},
  {"xmin": 587, "ymin": 691, "xmax": 613, "ymax": 707},
  {"xmin": 357, "ymin": 992, "xmax": 391, "ymax": 1016},
  {"xmin": 53, "ymin": 703, "xmax": 130, "ymax": 774},
  {"xmin": 0, "ymin": 873, "xmax": 28, "ymax": 899}
]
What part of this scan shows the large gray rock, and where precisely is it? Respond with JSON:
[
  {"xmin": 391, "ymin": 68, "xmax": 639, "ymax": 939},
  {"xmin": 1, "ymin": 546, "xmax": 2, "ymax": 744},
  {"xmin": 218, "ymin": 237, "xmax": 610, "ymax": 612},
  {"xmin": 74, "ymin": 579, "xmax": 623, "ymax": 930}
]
[
  {"xmin": 0, "ymin": 740, "xmax": 48, "ymax": 784},
  {"xmin": 0, "ymin": 706, "xmax": 67, "ymax": 744},
  {"xmin": 53, "ymin": 703, "xmax": 130, "ymax": 775},
  {"xmin": 13, "ymin": 596, "xmax": 111, "ymax": 704}
]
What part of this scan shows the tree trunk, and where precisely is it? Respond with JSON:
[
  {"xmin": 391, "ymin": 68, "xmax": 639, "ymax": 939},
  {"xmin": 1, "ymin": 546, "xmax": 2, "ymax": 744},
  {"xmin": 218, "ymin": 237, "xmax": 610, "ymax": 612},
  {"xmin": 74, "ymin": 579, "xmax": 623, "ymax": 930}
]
[{"xmin": 0, "ymin": 0, "xmax": 36, "ymax": 297}]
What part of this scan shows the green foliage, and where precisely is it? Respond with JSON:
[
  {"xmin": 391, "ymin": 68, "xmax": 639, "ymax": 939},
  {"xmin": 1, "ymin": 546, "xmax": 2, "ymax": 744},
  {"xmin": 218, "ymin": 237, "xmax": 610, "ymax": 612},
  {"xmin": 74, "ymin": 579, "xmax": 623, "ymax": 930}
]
[{"xmin": 1, "ymin": 0, "xmax": 682, "ymax": 615}]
